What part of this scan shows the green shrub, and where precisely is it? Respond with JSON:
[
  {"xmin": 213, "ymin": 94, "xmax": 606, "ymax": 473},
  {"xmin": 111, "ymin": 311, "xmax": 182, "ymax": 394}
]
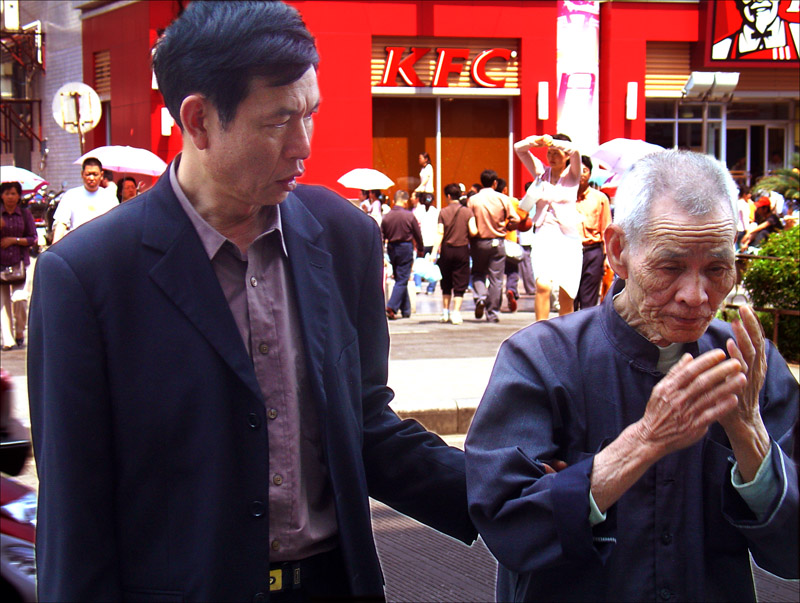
[{"xmin": 739, "ymin": 226, "xmax": 800, "ymax": 361}]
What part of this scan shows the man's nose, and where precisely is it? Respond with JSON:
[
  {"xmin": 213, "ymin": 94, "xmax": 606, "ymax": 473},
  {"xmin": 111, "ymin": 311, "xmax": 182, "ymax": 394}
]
[
  {"xmin": 675, "ymin": 273, "xmax": 709, "ymax": 306},
  {"xmin": 287, "ymin": 119, "xmax": 312, "ymax": 160}
]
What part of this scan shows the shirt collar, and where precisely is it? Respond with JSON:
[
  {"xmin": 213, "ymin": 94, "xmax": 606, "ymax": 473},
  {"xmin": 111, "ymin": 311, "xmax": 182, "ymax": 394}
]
[
  {"xmin": 601, "ymin": 278, "xmax": 699, "ymax": 374},
  {"xmin": 169, "ymin": 154, "xmax": 287, "ymax": 260},
  {"xmin": 1, "ymin": 204, "xmax": 22, "ymax": 216}
]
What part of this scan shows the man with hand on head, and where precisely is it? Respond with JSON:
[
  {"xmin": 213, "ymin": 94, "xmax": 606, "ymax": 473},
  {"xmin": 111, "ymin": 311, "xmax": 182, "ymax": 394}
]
[
  {"xmin": 466, "ymin": 150, "xmax": 798, "ymax": 602},
  {"xmin": 28, "ymin": 2, "xmax": 475, "ymax": 601}
]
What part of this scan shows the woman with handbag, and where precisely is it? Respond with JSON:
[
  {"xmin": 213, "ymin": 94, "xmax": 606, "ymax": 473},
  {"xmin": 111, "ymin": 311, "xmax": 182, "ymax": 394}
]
[{"xmin": 1, "ymin": 181, "xmax": 36, "ymax": 350}]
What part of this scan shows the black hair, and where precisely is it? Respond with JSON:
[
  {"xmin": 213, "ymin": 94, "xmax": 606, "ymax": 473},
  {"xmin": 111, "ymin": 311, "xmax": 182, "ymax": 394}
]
[
  {"xmin": 581, "ymin": 155, "xmax": 593, "ymax": 172},
  {"xmin": 553, "ymin": 133, "xmax": 572, "ymax": 142},
  {"xmin": 82, "ymin": 157, "xmax": 103, "ymax": 171},
  {"xmin": 444, "ymin": 183, "xmax": 461, "ymax": 199},
  {"xmin": 480, "ymin": 169, "xmax": 498, "ymax": 189},
  {"xmin": 116, "ymin": 176, "xmax": 137, "ymax": 202},
  {"xmin": 152, "ymin": 1, "xmax": 319, "ymax": 130},
  {"xmin": 420, "ymin": 151, "xmax": 431, "ymax": 165},
  {"xmin": 523, "ymin": 181, "xmax": 533, "ymax": 191},
  {"xmin": 103, "ymin": 169, "xmax": 114, "ymax": 180},
  {"xmin": 495, "ymin": 178, "xmax": 507, "ymax": 192},
  {"xmin": 0, "ymin": 181, "xmax": 22, "ymax": 196}
]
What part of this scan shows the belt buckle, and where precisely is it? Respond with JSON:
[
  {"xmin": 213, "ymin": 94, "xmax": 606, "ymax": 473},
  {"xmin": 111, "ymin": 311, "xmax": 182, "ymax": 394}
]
[
  {"xmin": 269, "ymin": 565, "xmax": 301, "ymax": 592},
  {"xmin": 269, "ymin": 569, "xmax": 283, "ymax": 592}
]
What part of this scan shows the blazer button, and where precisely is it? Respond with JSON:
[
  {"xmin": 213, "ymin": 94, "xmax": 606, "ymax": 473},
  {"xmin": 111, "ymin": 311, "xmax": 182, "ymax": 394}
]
[
  {"xmin": 258, "ymin": 342, "xmax": 269, "ymax": 355},
  {"xmin": 267, "ymin": 408, "xmax": 278, "ymax": 420},
  {"xmin": 251, "ymin": 500, "xmax": 265, "ymax": 517},
  {"xmin": 273, "ymin": 474, "xmax": 283, "ymax": 486},
  {"xmin": 253, "ymin": 593, "xmax": 266, "ymax": 603},
  {"xmin": 660, "ymin": 531, "xmax": 672, "ymax": 545},
  {"xmin": 250, "ymin": 276, "xmax": 258, "ymax": 287},
  {"xmin": 247, "ymin": 413, "xmax": 260, "ymax": 429}
]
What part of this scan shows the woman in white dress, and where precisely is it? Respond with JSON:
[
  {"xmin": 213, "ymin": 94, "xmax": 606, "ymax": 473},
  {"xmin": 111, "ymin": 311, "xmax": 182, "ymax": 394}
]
[{"xmin": 514, "ymin": 133, "xmax": 583, "ymax": 321}]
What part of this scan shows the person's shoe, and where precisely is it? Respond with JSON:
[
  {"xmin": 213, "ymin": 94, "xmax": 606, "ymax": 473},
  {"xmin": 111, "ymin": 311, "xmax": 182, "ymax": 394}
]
[
  {"xmin": 506, "ymin": 290, "xmax": 518, "ymax": 313},
  {"xmin": 15, "ymin": 337, "xmax": 24, "ymax": 348},
  {"xmin": 440, "ymin": 309, "xmax": 450, "ymax": 323},
  {"xmin": 450, "ymin": 310, "xmax": 463, "ymax": 325},
  {"xmin": 386, "ymin": 307, "xmax": 397, "ymax": 320},
  {"xmin": 487, "ymin": 315, "xmax": 499, "ymax": 323},
  {"xmin": 401, "ymin": 313, "xmax": 411, "ymax": 318},
  {"xmin": 474, "ymin": 299, "xmax": 485, "ymax": 319}
]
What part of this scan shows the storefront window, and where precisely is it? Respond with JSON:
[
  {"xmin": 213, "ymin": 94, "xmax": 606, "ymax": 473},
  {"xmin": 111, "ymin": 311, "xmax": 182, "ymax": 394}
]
[
  {"xmin": 728, "ymin": 103, "xmax": 790, "ymax": 121},
  {"xmin": 645, "ymin": 100, "xmax": 674, "ymax": 119},
  {"xmin": 645, "ymin": 122, "xmax": 674, "ymax": 149}
]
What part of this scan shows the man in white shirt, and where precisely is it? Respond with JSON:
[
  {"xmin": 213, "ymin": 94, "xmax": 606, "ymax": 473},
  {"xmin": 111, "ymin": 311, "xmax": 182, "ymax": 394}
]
[{"xmin": 52, "ymin": 157, "xmax": 118, "ymax": 243}]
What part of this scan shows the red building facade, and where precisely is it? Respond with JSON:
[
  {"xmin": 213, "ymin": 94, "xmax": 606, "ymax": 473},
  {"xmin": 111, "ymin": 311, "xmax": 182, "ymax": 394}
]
[{"xmin": 79, "ymin": 0, "xmax": 798, "ymax": 199}]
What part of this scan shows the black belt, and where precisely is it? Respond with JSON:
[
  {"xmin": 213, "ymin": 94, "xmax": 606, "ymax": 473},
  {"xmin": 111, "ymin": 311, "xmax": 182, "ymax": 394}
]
[{"xmin": 268, "ymin": 547, "xmax": 343, "ymax": 595}]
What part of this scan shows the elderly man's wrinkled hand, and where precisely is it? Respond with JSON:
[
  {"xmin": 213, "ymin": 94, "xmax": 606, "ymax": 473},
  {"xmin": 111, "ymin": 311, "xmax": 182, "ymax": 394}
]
[
  {"xmin": 716, "ymin": 306, "xmax": 771, "ymax": 481},
  {"xmin": 636, "ymin": 350, "xmax": 745, "ymax": 459},
  {"xmin": 722, "ymin": 305, "xmax": 767, "ymax": 428}
]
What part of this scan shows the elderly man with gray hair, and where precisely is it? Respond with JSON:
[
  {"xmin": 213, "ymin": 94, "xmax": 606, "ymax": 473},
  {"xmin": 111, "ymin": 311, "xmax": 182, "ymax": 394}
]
[{"xmin": 465, "ymin": 150, "xmax": 798, "ymax": 602}]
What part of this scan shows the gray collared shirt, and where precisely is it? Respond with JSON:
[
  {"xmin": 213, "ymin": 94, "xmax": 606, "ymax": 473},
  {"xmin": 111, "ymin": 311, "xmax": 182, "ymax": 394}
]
[{"xmin": 170, "ymin": 158, "xmax": 337, "ymax": 561}]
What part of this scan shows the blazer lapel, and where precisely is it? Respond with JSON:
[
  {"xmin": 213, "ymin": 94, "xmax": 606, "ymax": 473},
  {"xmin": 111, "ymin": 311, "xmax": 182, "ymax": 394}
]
[
  {"xmin": 280, "ymin": 193, "xmax": 332, "ymax": 405},
  {"xmin": 141, "ymin": 176, "xmax": 262, "ymax": 401}
]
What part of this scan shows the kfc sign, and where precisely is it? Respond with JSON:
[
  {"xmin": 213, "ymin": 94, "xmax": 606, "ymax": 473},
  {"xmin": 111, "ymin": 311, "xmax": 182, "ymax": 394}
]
[{"xmin": 379, "ymin": 47, "xmax": 516, "ymax": 88}]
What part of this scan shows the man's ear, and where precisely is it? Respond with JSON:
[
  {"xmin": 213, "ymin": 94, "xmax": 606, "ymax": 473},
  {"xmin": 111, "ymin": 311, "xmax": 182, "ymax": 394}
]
[
  {"xmin": 179, "ymin": 95, "xmax": 211, "ymax": 151},
  {"xmin": 604, "ymin": 224, "xmax": 629, "ymax": 280}
]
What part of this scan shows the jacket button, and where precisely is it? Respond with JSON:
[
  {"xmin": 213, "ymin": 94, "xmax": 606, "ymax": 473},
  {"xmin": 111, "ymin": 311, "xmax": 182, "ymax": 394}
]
[
  {"xmin": 253, "ymin": 593, "xmax": 265, "ymax": 602},
  {"xmin": 247, "ymin": 413, "xmax": 260, "ymax": 428},
  {"xmin": 661, "ymin": 531, "xmax": 672, "ymax": 545},
  {"xmin": 271, "ymin": 539, "xmax": 280, "ymax": 551},
  {"xmin": 251, "ymin": 500, "xmax": 265, "ymax": 517},
  {"xmin": 259, "ymin": 342, "xmax": 269, "ymax": 355},
  {"xmin": 659, "ymin": 588, "xmax": 672, "ymax": 600},
  {"xmin": 250, "ymin": 276, "xmax": 258, "ymax": 287},
  {"xmin": 273, "ymin": 474, "xmax": 283, "ymax": 486},
  {"xmin": 267, "ymin": 408, "xmax": 278, "ymax": 420}
]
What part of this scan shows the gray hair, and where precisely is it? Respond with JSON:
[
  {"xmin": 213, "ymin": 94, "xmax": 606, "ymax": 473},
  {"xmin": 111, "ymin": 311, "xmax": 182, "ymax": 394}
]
[{"xmin": 613, "ymin": 149, "xmax": 737, "ymax": 247}]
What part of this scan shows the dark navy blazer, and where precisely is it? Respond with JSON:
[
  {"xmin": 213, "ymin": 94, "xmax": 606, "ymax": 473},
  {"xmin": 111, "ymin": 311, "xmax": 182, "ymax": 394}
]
[
  {"xmin": 466, "ymin": 279, "xmax": 798, "ymax": 602},
  {"xmin": 28, "ymin": 172, "xmax": 475, "ymax": 601}
]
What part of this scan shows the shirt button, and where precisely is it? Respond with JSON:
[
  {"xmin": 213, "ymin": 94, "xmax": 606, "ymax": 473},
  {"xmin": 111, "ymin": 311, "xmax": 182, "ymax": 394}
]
[
  {"xmin": 259, "ymin": 342, "xmax": 269, "ymax": 355},
  {"xmin": 661, "ymin": 531, "xmax": 673, "ymax": 545},
  {"xmin": 273, "ymin": 474, "xmax": 283, "ymax": 486},
  {"xmin": 267, "ymin": 408, "xmax": 278, "ymax": 420},
  {"xmin": 250, "ymin": 500, "xmax": 265, "ymax": 517},
  {"xmin": 247, "ymin": 413, "xmax": 260, "ymax": 429},
  {"xmin": 659, "ymin": 588, "xmax": 672, "ymax": 601},
  {"xmin": 271, "ymin": 539, "xmax": 280, "ymax": 551},
  {"xmin": 250, "ymin": 276, "xmax": 258, "ymax": 287}
]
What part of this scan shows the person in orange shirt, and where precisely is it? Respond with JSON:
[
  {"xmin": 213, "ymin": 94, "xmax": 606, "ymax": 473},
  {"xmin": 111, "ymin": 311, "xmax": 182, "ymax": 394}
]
[{"xmin": 574, "ymin": 155, "xmax": 611, "ymax": 310}]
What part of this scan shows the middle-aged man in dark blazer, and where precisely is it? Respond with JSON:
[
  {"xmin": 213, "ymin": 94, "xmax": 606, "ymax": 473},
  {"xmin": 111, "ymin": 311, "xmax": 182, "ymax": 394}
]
[{"xmin": 27, "ymin": 2, "xmax": 476, "ymax": 601}]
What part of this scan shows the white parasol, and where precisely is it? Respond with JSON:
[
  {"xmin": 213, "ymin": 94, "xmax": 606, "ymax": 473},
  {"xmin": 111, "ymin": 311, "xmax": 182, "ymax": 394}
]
[
  {"xmin": 590, "ymin": 138, "xmax": 664, "ymax": 175},
  {"xmin": 0, "ymin": 166, "xmax": 49, "ymax": 193},
  {"xmin": 75, "ymin": 145, "xmax": 168, "ymax": 176},
  {"xmin": 337, "ymin": 168, "xmax": 395, "ymax": 191}
]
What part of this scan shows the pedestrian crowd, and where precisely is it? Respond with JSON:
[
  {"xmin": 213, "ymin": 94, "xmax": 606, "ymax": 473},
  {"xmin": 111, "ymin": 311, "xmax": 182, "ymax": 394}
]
[
  {"xmin": 2, "ymin": 2, "xmax": 797, "ymax": 602},
  {"xmin": 1, "ymin": 154, "xmax": 141, "ymax": 349},
  {"xmin": 368, "ymin": 133, "xmax": 616, "ymax": 327}
]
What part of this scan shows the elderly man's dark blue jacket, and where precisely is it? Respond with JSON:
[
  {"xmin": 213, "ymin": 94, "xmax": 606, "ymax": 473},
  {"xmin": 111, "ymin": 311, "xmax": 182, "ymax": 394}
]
[{"xmin": 466, "ymin": 279, "xmax": 798, "ymax": 602}]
